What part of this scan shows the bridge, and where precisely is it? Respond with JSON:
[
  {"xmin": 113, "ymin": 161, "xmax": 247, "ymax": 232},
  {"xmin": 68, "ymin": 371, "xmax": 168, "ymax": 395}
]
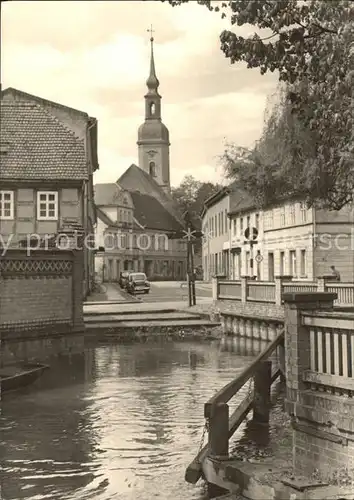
[{"xmin": 185, "ymin": 287, "xmax": 354, "ymax": 499}]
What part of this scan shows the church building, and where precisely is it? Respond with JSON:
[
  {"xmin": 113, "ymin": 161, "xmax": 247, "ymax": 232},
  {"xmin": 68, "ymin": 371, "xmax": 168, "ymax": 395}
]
[{"xmin": 94, "ymin": 33, "xmax": 187, "ymax": 282}]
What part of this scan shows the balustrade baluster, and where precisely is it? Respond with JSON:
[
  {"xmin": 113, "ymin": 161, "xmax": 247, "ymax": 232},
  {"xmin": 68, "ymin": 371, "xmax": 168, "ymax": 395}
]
[
  {"xmin": 325, "ymin": 331, "xmax": 331, "ymax": 374},
  {"xmin": 342, "ymin": 333, "xmax": 349, "ymax": 377},
  {"xmin": 310, "ymin": 329, "xmax": 316, "ymax": 371},
  {"xmin": 333, "ymin": 331, "xmax": 340, "ymax": 375},
  {"xmin": 317, "ymin": 329, "xmax": 324, "ymax": 373}
]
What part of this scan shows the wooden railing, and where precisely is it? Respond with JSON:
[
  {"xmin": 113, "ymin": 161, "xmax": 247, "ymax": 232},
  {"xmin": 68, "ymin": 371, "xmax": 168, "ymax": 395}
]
[
  {"xmin": 185, "ymin": 331, "xmax": 284, "ymax": 484},
  {"xmin": 247, "ymin": 281, "xmax": 276, "ymax": 302},
  {"xmin": 218, "ymin": 280, "xmax": 242, "ymax": 300},
  {"xmin": 215, "ymin": 277, "xmax": 354, "ymax": 307},
  {"xmin": 302, "ymin": 311, "xmax": 354, "ymax": 397},
  {"xmin": 282, "ymin": 282, "xmax": 318, "ymax": 293},
  {"xmin": 325, "ymin": 283, "xmax": 354, "ymax": 307}
]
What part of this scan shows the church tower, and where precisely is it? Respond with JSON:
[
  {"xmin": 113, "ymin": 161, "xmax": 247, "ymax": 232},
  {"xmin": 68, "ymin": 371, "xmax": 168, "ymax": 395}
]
[{"xmin": 137, "ymin": 30, "xmax": 171, "ymax": 194}]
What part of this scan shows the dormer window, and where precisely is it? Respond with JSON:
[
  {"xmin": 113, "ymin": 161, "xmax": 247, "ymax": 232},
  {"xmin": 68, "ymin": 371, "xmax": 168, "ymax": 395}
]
[{"xmin": 149, "ymin": 161, "xmax": 156, "ymax": 177}]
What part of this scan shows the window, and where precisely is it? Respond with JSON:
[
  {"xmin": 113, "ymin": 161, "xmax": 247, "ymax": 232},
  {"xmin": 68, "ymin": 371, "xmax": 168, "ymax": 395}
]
[
  {"xmin": 265, "ymin": 210, "xmax": 274, "ymax": 230},
  {"xmin": 225, "ymin": 209, "xmax": 228, "ymax": 233},
  {"xmin": 280, "ymin": 251, "xmax": 285, "ymax": 276},
  {"xmin": 220, "ymin": 212, "xmax": 223, "ymax": 235},
  {"xmin": 0, "ymin": 190, "xmax": 14, "ymax": 219},
  {"xmin": 289, "ymin": 250, "xmax": 296, "ymax": 277},
  {"xmin": 240, "ymin": 217, "xmax": 244, "ymax": 234},
  {"xmin": 247, "ymin": 215, "xmax": 250, "ymax": 228},
  {"xmin": 255, "ymin": 213, "xmax": 259, "ymax": 230},
  {"xmin": 300, "ymin": 249, "xmax": 306, "ymax": 276},
  {"xmin": 300, "ymin": 202, "xmax": 307, "ymax": 222},
  {"xmin": 245, "ymin": 251, "xmax": 250, "ymax": 275},
  {"xmin": 150, "ymin": 102, "xmax": 156, "ymax": 115},
  {"xmin": 149, "ymin": 161, "xmax": 156, "ymax": 177},
  {"xmin": 233, "ymin": 219, "xmax": 236, "ymax": 236},
  {"xmin": 215, "ymin": 215, "xmax": 217, "ymax": 236},
  {"xmin": 280, "ymin": 207, "xmax": 286, "ymax": 226},
  {"xmin": 37, "ymin": 191, "xmax": 58, "ymax": 220},
  {"xmin": 289, "ymin": 204, "xmax": 295, "ymax": 224}
]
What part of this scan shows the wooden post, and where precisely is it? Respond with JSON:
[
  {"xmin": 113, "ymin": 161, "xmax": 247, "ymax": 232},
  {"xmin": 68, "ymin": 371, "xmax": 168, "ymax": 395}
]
[
  {"xmin": 208, "ymin": 402, "xmax": 229, "ymax": 460},
  {"xmin": 253, "ymin": 361, "xmax": 272, "ymax": 424}
]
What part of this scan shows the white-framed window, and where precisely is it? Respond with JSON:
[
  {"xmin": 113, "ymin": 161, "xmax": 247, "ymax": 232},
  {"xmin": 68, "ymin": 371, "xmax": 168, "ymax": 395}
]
[
  {"xmin": 0, "ymin": 190, "xmax": 14, "ymax": 220},
  {"xmin": 300, "ymin": 249, "xmax": 307, "ymax": 276},
  {"xmin": 280, "ymin": 207, "xmax": 286, "ymax": 226},
  {"xmin": 300, "ymin": 202, "xmax": 307, "ymax": 222},
  {"xmin": 289, "ymin": 250, "xmax": 296, "ymax": 277},
  {"xmin": 37, "ymin": 191, "xmax": 58, "ymax": 220},
  {"xmin": 233, "ymin": 219, "xmax": 237, "ymax": 236},
  {"xmin": 280, "ymin": 251, "xmax": 285, "ymax": 276},
  {"xmin": 289, "ymin": 204, "xmax": 295, "ymax": 225},
  {"xmin": 255, "ymin": 213, "xmax": 260, "ymax": 230}
]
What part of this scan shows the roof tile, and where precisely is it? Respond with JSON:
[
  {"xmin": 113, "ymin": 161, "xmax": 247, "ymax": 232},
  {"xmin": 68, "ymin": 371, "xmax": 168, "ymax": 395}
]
[{"xmin": 0, "ymin": 101, "xmax": 87, "ymax": 180}]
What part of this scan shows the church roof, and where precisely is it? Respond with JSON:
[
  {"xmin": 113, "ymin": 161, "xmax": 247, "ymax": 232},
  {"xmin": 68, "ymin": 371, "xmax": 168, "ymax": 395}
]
[
  {"xmin": 117, "ymin": 164, "xmax": 182, "ymax": 221},
  {"xmin": 129, "ymin": 191, "xmax": 183, "ymax": 233}
]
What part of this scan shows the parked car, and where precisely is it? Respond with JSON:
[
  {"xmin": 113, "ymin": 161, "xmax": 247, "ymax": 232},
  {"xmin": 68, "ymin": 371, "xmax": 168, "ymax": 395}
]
[
  {"xmin": 126, "ymin": 272, "xmax": 150, "ymax": 295},
  {"xmin": 119, "ymin": 271, "xmax": 132, "ymax": 289}
]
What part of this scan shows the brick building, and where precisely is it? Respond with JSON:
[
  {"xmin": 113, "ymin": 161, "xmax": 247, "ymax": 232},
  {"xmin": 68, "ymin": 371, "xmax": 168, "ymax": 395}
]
[{"xmin": 0, "ymin": 93, "xmax": 98, "ymax": 298}]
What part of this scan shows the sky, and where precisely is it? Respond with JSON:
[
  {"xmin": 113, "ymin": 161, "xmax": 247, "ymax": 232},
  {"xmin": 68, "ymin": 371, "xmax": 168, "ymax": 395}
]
[{"xmin": 2, "ymin": 0, "xmax": 278, "ymax": 187}]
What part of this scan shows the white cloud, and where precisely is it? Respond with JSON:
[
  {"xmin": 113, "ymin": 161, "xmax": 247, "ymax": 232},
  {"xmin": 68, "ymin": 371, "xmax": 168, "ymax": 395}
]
[{"xmin": 2, "ymin": 0, "xmax": 278, "ymax": 187}]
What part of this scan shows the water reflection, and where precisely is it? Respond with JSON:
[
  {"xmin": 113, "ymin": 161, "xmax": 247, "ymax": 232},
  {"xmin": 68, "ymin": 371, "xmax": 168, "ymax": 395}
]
[{"xmin": 1, "ymin": 340, "xmax": 269, "ymax": 500}]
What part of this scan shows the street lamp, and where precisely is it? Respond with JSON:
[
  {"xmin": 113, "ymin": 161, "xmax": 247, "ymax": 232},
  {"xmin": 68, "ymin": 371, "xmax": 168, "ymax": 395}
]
[{"xmin": 182, "ymin": 211, "xmax": 204, "ymax": 307}]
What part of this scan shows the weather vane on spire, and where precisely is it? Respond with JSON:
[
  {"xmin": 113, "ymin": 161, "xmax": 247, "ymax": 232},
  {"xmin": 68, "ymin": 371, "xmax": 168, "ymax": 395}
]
[{"xmin": 147, "ymin": 24, "xmax": 155, "ymax": 42}]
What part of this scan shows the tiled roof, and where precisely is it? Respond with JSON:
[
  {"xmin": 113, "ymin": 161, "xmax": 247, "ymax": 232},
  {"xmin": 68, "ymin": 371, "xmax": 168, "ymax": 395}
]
[
  {"xmin": 129, "ymin": 191, "xmax": 184, "ymax": 233},
  {"xmin": 118, "ymin": 164, "xmax": 183, "ymax": 222},
  {"xmin": 96, "ymin": 206, "xmax": 150, "ymax": 231},
  {"xmin": 0, "ymin": 101, "xmax": 87, "ymax": 180}
]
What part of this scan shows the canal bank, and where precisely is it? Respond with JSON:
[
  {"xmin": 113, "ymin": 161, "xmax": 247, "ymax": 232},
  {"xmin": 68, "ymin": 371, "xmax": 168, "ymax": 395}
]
[{"xmin": 0, "ymin": 338, "xmax": 266, "ymax": 500}]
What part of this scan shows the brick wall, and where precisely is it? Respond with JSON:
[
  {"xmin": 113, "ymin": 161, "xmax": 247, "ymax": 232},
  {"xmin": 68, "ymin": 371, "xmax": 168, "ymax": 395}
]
[
  {"xmin": 214, "ymin": 298, "xmax": 284, "ymax": 321},
  {"xmin": 0, "ymin": 249, "xmax": 84, "ymax": 340},
  {"xmin": 293, "ymin": 429, "xmax": 354, "ymax": 478},
  {"xmin": 283, "ymin": 293, "xmax": 354, "ymax": 480}
]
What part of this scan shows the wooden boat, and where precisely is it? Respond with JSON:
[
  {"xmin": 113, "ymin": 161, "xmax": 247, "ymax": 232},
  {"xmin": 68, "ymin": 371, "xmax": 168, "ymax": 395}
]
[{"xmin": 0, "ymin": 363, "xmax": 49, "ymax": 394}]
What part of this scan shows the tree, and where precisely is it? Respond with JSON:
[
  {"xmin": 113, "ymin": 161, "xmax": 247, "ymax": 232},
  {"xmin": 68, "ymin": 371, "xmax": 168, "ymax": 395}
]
[
  {"xmin": 171, "ymin": 175, "xmax": 221, "ymax": 227},
  {"xmin": 165, "ymin": 0, "xmax": 354, "ymax": 209},
  {"xmin": 221, "ymin": 83, "xmax": 320, "ymax": 207}
]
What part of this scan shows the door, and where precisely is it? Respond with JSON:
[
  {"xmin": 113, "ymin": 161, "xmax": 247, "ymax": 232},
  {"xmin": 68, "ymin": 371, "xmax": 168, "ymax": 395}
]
[{"xmin": 268, "ymin": 252, "xmax": 274, "ymax": 281}]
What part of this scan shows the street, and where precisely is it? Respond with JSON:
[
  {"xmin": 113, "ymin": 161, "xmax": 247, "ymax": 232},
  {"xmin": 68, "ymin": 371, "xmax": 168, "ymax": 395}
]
[{"xmin": 114, "ymin": 280, "xmax": 212, "ymax": 303}]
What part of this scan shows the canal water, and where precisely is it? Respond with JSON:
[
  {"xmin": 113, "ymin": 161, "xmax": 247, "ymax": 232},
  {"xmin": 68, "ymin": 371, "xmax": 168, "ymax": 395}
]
[{"xmin": 0, "ymin": 338, "xmax": 280, "ymax": 500}]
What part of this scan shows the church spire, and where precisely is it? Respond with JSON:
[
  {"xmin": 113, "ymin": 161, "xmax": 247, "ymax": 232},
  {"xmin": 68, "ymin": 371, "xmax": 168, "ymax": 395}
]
[{"xmin": 146, "ymin": 26, "xmax": 159, "ymax": 94}]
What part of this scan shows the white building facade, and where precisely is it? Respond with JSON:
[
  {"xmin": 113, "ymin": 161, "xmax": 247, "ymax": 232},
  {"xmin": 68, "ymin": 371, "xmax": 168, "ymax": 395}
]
[{"xmin": 202, "ymin": 185, "xmax": 354, "ymax": 283}]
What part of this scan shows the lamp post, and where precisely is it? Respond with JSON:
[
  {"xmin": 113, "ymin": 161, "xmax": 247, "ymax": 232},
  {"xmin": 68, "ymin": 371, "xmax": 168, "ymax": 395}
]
[{"xmin": 182, "ymin": 211, "xmax": 198, "ymax": 306}]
